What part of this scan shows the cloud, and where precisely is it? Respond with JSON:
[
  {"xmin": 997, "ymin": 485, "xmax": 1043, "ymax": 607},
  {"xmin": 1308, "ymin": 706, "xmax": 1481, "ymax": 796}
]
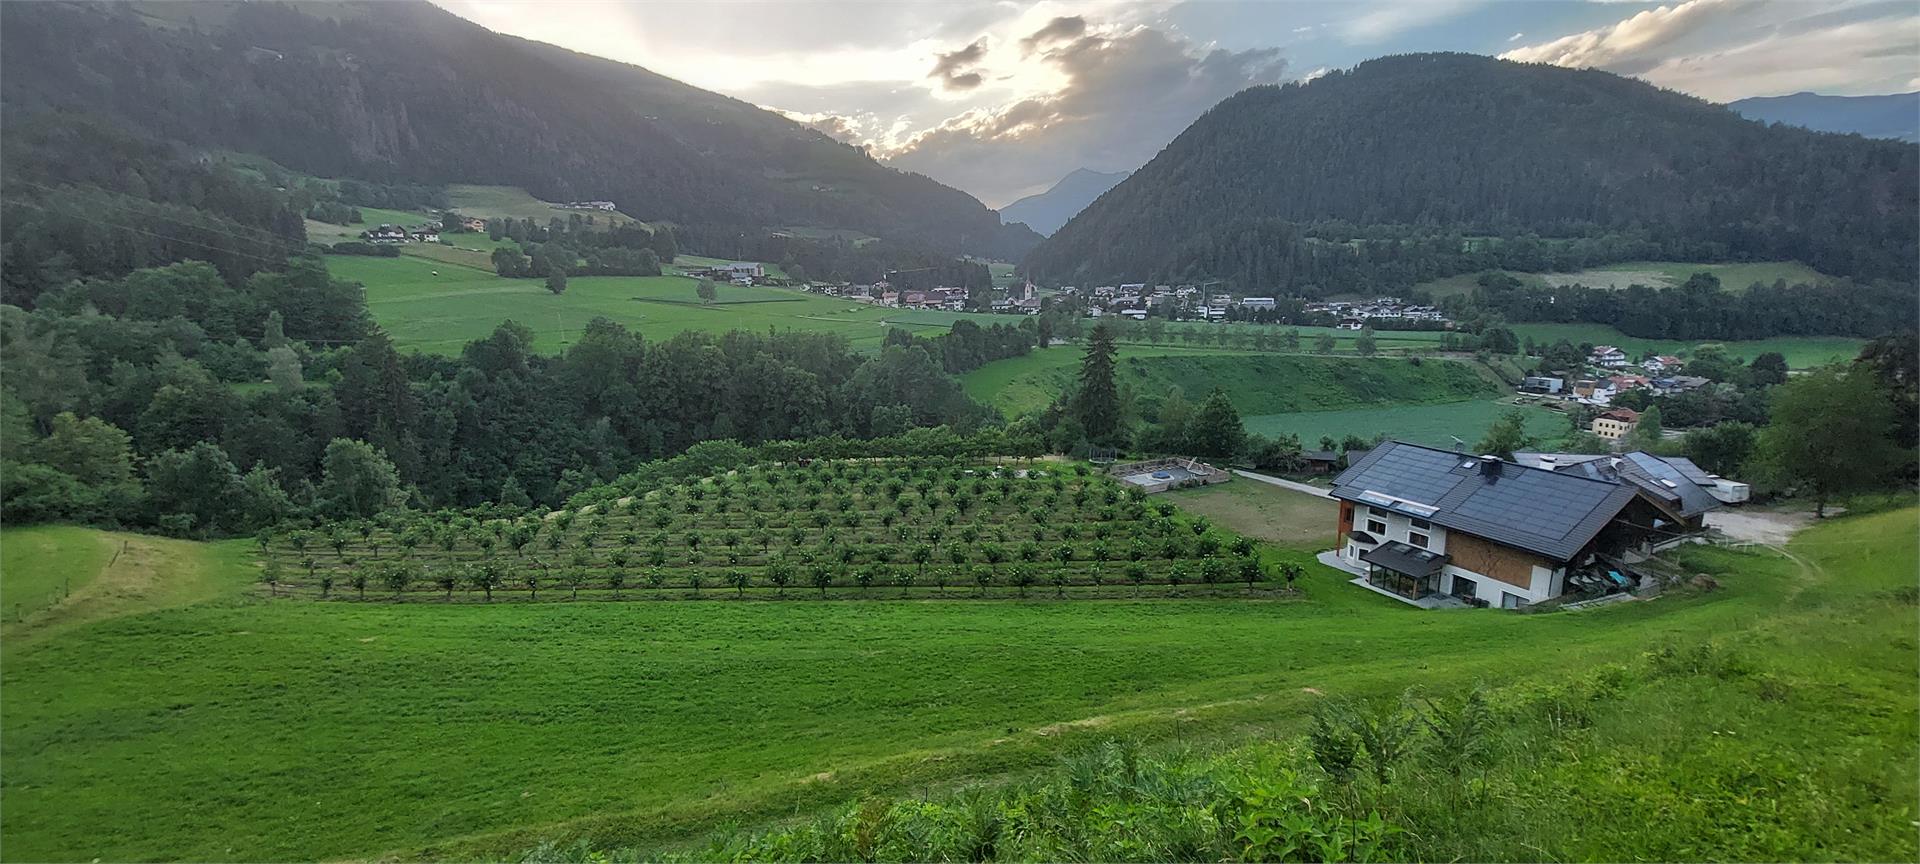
[
  {"xmin": 1507, "ymin": 31, "xmax": 1524, "ymax": 42},
  {"xmin": 1020, "ymin": 15, "xmax": 1087, "ymax": 54},
  {"xmin": 1500, "ymin": 0, "xmax": 1733, "ymax": 75},
  {"xmin": 885, "ymin": 23, "xmax": 1288, "ymax": 206},
  {"xmin": 929, "ymin": 39, "xmax": 989, "ymax": 91},
  {"xmin": 1501, "ymin": 0, "xmax": 1920, "ymax": 100}
]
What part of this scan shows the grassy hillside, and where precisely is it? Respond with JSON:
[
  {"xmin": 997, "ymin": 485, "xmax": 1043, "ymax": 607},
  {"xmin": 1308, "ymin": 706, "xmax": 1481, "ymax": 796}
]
[
  {"xmin": 0, "ymin": 527, "xmax": 252, "ymax": 648},
  {"xmin": 1507, "ymin": 324, "xmax": 1863, "ymax": 368},
  {"xmin": 963, "ymin": 351, "xmax": 1496, "ymax": 419},
  {"xmin": 1245, "ymin": 397, "xmax": 1571, "ymax": 450},
  {"xmin": 638, "ymin": 512, "xmax": 1919, "ymax": 861},
  {"xmin": 446, "ymin": 184, "xmax": 644, "ymax": 228},
  {"xmin": 1411, "ymin": 260, "xmax": 1838, "ymax": 298},
  {"xmin": 5, "ymin": 502, "xmax": 1909, "ymax": 861},
  {"xmin": 0, "ymin": 525, "xmax": 116, "ymax": 624},
  {"xmin": 328, "ymin": 254, "xmax": 1005, "ymax": 354}
]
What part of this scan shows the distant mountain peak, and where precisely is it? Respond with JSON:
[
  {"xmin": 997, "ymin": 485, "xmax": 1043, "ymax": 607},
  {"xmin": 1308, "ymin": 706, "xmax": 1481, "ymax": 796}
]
[
  {"xmin": 997, "ymin": 168, "xmax": 1131, "ymax": 236},
  {"xmin": 1729, "ymin": 91, "xmax": 1920, "ymax": 143}
]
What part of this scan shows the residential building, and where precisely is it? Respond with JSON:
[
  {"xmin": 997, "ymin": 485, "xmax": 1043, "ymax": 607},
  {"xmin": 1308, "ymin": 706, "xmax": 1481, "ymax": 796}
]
[
  {"xmin": 1520, "ymin": 375, "xmax": 1564, "ymax": 394},
  {"xmin": 1240, "ymin": 296, "xmax": 1277, "ymax": 310},
  {"xmin": 1330, "ymin": 442, "xmax": 1655, "ymax": 608},
  {"xmin": 726, "ymin": 261, "xmax": 763, "ymax": 284},
  {"xmin": 1516, "ymin": 451, "xmax": 1725, "ymax": 534},
  {"xmin": 1299, "ymin": 450, "xmax": 1343, "ymax": 474},
  {"xmin": 1591, "ymin": 407, "xmax": 1640, "ymax": 440},
  {"xmin": 1642, "ymin": 355, "xmax": 1684, "ymax": 374},
  {"xmin": 1590, "ymin": 345, "xmax": 1629, "ymax": 368}
]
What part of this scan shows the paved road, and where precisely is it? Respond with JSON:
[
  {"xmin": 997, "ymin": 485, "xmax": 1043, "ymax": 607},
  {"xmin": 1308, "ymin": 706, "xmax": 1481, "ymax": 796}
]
[{"xmin": 1231, "ymin": 469, "xmax": 1335, "ymax": 499}]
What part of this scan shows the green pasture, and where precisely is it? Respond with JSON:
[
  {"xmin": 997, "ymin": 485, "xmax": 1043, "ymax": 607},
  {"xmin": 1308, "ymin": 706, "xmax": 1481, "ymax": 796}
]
[
  {"xmin": 445, "ymin": 184, "xmax": 643, "ymax": 228},
  {"xmin": 962, "ymin": 350, "xmax": 1497, "ymax": 420},
  {"xmin": 1507, "ymin": 324, "xmax": 1863, "ymax": 368},
  {"xmin": 327, "ymin": 255, "xmax": 1005, "ymax": 354},
  {"xmin": 304, "ymin": 206, "xmax": 435, "ymax": 243},
  {"xmin": 1244, "ymin": 396, "xmax": 1571, "ymax": 450},
  {"xmin": 3, "ymin": 501, "xmax": 1909, "ymax": 861},
  {"xmin": 1411, "ymin": 260, "xmax": 1838, "ymax": 298}
]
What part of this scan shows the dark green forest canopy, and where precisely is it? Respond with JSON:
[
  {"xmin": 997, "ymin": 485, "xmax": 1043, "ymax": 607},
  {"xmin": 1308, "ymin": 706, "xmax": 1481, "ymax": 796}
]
[
  {"xmin": 0, "ymin": 0, "xmax": 1037, "ymax": 261},
  {"xmin": 1025, "ymin": 53, "xmax": 1919, "ymax": 294}
]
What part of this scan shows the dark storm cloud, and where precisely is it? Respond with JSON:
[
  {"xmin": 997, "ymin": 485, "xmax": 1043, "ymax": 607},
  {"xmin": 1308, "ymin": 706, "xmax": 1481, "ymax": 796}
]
[
  {"xmin": 929, "ymin": 39, "xmax": 988, "ymax": 91},
  {"xmin": 1020, "ymin": 15, "xmax": 1087, "ymax": 54}
]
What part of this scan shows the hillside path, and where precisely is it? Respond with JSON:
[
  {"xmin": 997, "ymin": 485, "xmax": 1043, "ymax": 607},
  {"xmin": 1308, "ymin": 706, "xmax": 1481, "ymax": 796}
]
[{"xmin": 1231, "ymin": 469, "xmax": 1334, "ymax": 499}]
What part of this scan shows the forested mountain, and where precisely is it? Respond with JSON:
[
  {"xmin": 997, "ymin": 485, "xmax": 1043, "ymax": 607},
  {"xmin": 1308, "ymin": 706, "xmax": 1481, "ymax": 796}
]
[
  {"xmin": 1730, "ymin": 91, "xmax": 1920, "ymax": 143},
  {"xmin": 0, "ymin": 0, "xmax": 1038, "ymax": 260},
  {"xmin": 997, "ymin": 169, "xmax": 1131, "ymax": 237},
  {"xmin": 1024, "ymin": 53, "xmax": 1918, "ymax": 293}
]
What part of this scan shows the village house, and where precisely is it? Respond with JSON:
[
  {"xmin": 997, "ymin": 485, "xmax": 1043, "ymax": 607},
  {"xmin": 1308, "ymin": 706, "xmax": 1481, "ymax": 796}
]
[
  {"xmin": 461, "ymin": 216, "xmax": 488, "ymax": 232},
  {"xmin": 1642, "ymin": 355, "xmax": 1684, "ymax": 375},
  {"xmin": 1607, "ymin": 373, "xmax": 1651, "ymax": 392},
  {"xmin": 1591, "ymin": 407, "xmax": 1640, "ymax": 440},
  {"xmin": 726, "ymin": 261, "xmax": 763, "ymax": 284},
  {"xmin": 1516, "ymin": 451, "xmax": 1733, "ymax": 526},
  {"xmin": 1520, "ymin": 375, "xmax": 1564, "ymax": 394},
  {"xmin": 1327, "ymin": 441, "xmax": 1709, "ymax": 608},
  {"xmin": 1240, "ymin": 296, "xmax": 1278, "ymax": 310},
  {"xmin": 1590, "ymin": 345, "xmax": 1629, "ymax": 368},
  {"xmin": 361, "ymin": 224, "xmax": 409, "ymax": 243}
]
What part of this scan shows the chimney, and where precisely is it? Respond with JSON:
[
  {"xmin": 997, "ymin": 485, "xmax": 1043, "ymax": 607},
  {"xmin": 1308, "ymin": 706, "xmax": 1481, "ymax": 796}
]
[{"xmin": 1478, "ymin": 455, "xmax": 1503, "ymax": 476}]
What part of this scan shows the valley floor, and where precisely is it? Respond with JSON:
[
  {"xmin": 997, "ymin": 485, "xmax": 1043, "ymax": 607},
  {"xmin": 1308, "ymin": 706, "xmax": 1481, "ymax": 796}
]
[{"xmin": 0, "ymin": 499, "xmax": 1913, "ymax": 861}]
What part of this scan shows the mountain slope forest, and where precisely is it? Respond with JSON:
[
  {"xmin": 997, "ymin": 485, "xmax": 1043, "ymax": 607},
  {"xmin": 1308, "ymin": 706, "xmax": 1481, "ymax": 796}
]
[
  {"xmin": 0, "ymin": 0, "xmax": 1037, "ymax": 262},
  {"xmin": 1025, "ymin": 53, "xmax": 1918, "ymax": 297}
]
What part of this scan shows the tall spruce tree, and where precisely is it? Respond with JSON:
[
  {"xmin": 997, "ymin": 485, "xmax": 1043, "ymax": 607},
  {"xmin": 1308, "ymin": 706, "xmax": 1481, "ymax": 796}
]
[{"xmin": 1072, "ymin": 323, "xmax": 1121, "ymax": 445}]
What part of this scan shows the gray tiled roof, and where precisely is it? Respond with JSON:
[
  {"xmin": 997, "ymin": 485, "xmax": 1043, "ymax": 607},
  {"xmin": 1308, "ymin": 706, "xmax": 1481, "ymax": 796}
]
[
  {"xmin": 1331, "ymin": 441, "xmax": 1639, "ymax": 562},
  {"xmin": 1550, "ymin": 452, "xmax": 1722, "ymax": 519}
]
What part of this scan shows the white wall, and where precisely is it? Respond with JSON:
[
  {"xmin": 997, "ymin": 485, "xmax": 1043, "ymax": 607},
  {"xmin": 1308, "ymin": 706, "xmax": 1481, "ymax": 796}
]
[{"xmin": 1351, "ymin": 504, "xmax": 1446, "ymax": 553}]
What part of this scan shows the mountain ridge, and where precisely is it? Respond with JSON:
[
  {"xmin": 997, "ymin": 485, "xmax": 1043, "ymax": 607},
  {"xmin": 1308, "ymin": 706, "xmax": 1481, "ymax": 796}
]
[
  {"xmin": 997, "ymin": 169, "xmax": 1131, "ymax": 236},
  {"xmin": 1729, "ymin": 91, "xmax": 1920, "ymax": 143},
  {"xmin": 1024, "ymin": 53, "xmax": 1917, "ymax": 292},
  {"xmin": 0, "ymin": 0, "xmax": 1039, "ymax": 260}
]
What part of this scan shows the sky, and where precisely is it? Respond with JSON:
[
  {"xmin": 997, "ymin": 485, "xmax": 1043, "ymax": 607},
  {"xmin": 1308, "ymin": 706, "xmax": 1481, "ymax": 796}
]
[{"xmin": 430, "ymin": 0, "xmax": 1920, "ymax": 207}]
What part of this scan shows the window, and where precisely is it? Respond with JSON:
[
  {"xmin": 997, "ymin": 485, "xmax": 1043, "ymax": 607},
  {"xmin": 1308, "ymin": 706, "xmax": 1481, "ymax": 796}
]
[
  {"xmin": 1366, "ymin": 518, "xmax": 1387, "ymax": 535},
  {"xmin": 1408, "ymin": 530, "xmax": 1429, "ymax": 548},
  {"xmin": 1410, "ymin": 517, "xmax": 1431, "ymax": 530},
  {"xmin": 1501, "ymin": 592, "xmax": 1523, "ymax": 610}
]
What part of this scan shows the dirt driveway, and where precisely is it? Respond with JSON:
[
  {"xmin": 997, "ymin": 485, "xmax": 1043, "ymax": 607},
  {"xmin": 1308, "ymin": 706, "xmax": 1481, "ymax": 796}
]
[{"xmin": 1705, "ymin": 508, "xmax": 1821, "ymax": 546}]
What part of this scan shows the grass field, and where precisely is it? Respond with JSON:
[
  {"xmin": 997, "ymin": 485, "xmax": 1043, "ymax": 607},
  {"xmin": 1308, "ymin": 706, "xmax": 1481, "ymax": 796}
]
[
  {"xmin": 445, "ymin": 184, "xmax": 644, "ymax": 229},
  {"xmin": 962, "ymin": 350, "xmax": 1499, "ymax": 421},
  {"xmin": 640, "ymin": 511, "xmax": 1919, "ymax": 861},
  {"xmin": 1410, "ymin": 260, "xmax": 1838, "ymax": 299},
  {"xmin": 0, "ymin": 526, "xmax": 114, "ymax": 625},
  {"xmin": 4, "ymin": 501, "xmax": 1911, "ymax": 861},
  {"xmin": 327, "ymin": 254, "xmax": 1005, "ymax": 354},
  {"xmin": 304, "ymin": 206, "xmax": 435, "ymax": 244},
  {"xmin": 1159, "ymin": 480, "xmax": 1334, "ymax": 551},
  {"xmin": 1244, "ymin": 396, "xmax": 1571, "ymax": 450},
  {"xmin": 1507, "ymin": 324, "xmax": 1863, "ymax": 368}
]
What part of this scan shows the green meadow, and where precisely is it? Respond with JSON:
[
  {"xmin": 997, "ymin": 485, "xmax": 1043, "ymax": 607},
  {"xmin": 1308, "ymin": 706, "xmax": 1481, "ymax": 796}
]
[
  {"xmin": 328, "ymin": 255, "xmax": 1007, "ymax": 354},
  {"xmin": 445, "ymin": 184, "xmax": 644, "ymax": 228},
  {"xmin": 2, "ymin": 490, "xmax": 1910, "ymax": 861},
  {"xmin": 1507, "ymin": 324, "xmax": 1864, "ymax": 368},
  {"xmin": 1412, "ymin": 260, "xmax": 1838, "ymax": 299},
  {"xmin": 1243, "ymin": 396, "xmax": 1572, "ymax": 450}
]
